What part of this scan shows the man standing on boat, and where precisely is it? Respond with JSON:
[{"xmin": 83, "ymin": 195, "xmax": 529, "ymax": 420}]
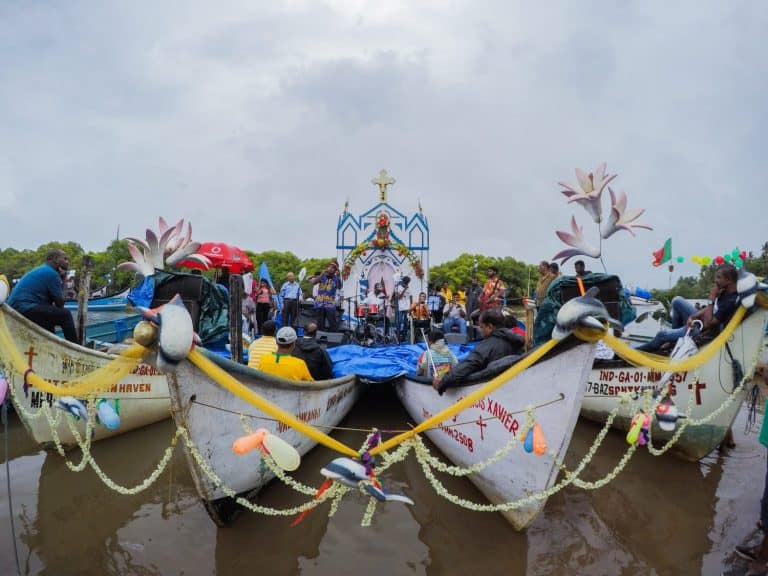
[
  {"xmin": 535, "ymin": 261, "xmax": 556, "ymax": 306},
  {"xmin": 432, "ymin": 310, "xmax": 524, "ymax": 395},
  {"xmin": 309, "ymin": 261, "xmax": 342, "ymax": 332},
  {"xmin": 7, "ymin": 249, "xmax": 78, "ymax": 343}
]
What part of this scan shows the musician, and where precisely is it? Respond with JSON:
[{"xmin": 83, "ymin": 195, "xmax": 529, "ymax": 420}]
[
  {"xmin": 364, "ymin": 282, "xmax": 390, "ymax": 336},
  {"xmin": 410, "ymin": 291, "xmax": 431, "ymax": 341},
  {"xmin": 308, "ymin": 261, "xmax": 342, "ymax": 331},
  {"xmin": 394, "ymin": 276, "xmax": 412, "ymax": 341},
  {"xmin": 478, "ymin": 266, "xmax": 505, "ymax": 312}
]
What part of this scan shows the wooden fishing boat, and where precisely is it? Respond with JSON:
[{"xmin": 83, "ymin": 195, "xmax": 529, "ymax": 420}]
[
  {"xmin": 0, "ymin": 304, "xmax": 171, "ymax": 448},
  {"xmin": 395, "ymin": 339, "xmax": 597, "ymax": 530},
  {"xmin": 166, "ymin": 351, "xmax": 361, "ymax": 525},
  {"xmin": 63, "ymin": 290, "xmax": 130, "ymax": 312},
  {"xmin": 581, "ymin": 307, "xmax": 768, "ymax": 461},
  {"xmin": 55, "ymin": 313, "xmax": 142, "ymax": 345}
]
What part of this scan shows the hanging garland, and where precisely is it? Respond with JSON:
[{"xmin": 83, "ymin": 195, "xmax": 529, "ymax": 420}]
[{"xmin": 342, "ymin": 240, "xmax": 424, "ymax": 281}]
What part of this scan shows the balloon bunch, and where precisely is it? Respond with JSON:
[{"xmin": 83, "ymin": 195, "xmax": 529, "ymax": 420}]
[
  {"xmin": 524, "ymin": 423, "xmax": 547, "ymax": 455},
  {"xmin": 626, "ymin": 412, "xmax": 650, "ymax": 445},
  {"xmin": 690, "ymin": 248, "xmax": 747, "ymax": 268}
]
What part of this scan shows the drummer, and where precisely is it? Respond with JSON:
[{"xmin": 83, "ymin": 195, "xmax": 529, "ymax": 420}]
[{"xmin": 364, "ymin": 282, "xmax": 390, "ymax": 335}]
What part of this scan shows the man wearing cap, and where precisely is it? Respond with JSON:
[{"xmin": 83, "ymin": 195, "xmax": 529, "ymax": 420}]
[
  {"xmin": 309, "ymin": 261, "xmax": 342, "ymax": 332},
  {"xmin": 257, "ymin": 327, "xmax": 314, "ymax": 381}
]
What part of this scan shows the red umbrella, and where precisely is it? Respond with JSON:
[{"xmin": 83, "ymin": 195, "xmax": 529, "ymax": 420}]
[{"xmin": 178, "ymin": 242, "xmax": 254, "ymax": 274}]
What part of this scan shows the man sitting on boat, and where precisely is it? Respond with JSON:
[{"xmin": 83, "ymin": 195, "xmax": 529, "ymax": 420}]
[
  {"xmin": 257, "ymin": 327, "xmax": 313, "ymax": 381},
  {"xmin": 636, "ymin": 263, "xmax": 739, "ymax": 353},
  {"xmin": 292, "ymin": 321, "xmax": 333, "ymax": 380},
  {"xmin": 416, "ymin": 330, "xmax": 458, "ymax": 378},
  {"xmin": 6, "ymin": 249, "xmax": 78, "ymax": 343},
  {"xmin": 442, "ymin": 294, "xmax": 467, "ymax": 335},
  {"xmin": 432, "ymin": 309, "xmax": 524, "ymax": 395},
  {"xmin": 247, "ymin": 319, "xmax": 278, "ymax": 368}
]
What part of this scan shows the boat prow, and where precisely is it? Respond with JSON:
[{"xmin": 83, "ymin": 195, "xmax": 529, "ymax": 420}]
[
  {"xmin": 166, "ymin": 349, "xmax": 361, "ymax": 526},
  {"xmin": 395, "ymin": 339, "xmax": 596, "ymax": 530}
]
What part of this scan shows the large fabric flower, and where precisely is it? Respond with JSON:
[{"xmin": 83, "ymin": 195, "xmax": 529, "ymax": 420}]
[
  {"xmin": 118, "ymin": 217, "xmax": 210, "ymax": 276},
  {"xmin": 599, "ymin": 188, "xmax": 653, "ymax": 239},
  {"xmin": 559, "ymin": 163, "xmax": 616, "ymax": 223},
  {"xmin": 553, "ymin": 216, "xmax": 601, "ymax": 263}
]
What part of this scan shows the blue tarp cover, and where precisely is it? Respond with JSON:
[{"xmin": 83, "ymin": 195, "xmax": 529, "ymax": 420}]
[{"xmin": 328, "ymin": 343, "xmax": 476, "ymax": 380}]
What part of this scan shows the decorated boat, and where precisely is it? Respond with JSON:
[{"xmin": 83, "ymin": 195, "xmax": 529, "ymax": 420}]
[
  {"xmin": 581, "ymin": 303, "xmax": 767, "ymax": 461},
  {"xmin": 395, "ymin": 337, "xmax": 596, "ymax": 530},
  {"xmin": 165, "ymin": 350, "xmax": 360, "ymax": 525},
  {"xmin": 0, "ymin": 304, "xmax": 171, "ymax": 448}
]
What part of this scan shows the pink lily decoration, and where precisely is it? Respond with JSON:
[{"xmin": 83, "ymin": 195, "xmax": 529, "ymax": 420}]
[
  {"xmin": 599, "ymin": 188, "xmax": 653, "ymax": 239},
  {"xmin": 558, "ymin": 163, "xmax": 616, "ymax": 223},
  {"xmin": 553, "ymin": 216, "xmax": 601, "ymax": 263}
]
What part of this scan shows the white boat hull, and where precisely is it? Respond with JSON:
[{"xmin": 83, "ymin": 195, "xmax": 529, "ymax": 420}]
[
  {"xmin": 167, "ymin": 353, "xmax": 360, "ymax": 525},
  {"xmin": 395, "ymin": 341, "xmax": 596, "ymax": 530},
  {"xmin": 0, "ymin": 305, "xmax": 170, "ymax": 447},
  {"xmin": 581, "ymin": 308, "xmax": 768, "ymax": 460}
]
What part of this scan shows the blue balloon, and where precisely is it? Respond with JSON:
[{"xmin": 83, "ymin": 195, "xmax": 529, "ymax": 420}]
[
  {"xmin": 524, "ymin": 426, "xmax": 534, "ymax": 453},
  {"xmin": 96, "ymin": 399, "xmax": 121, "ymax": 430}
]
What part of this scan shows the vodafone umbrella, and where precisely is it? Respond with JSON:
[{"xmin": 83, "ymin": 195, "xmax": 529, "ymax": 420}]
[{"xmin": 178, "ymin": 242, "xmax": 254, "ymax": 274}]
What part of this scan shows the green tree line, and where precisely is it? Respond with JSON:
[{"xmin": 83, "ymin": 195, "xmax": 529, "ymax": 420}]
[{"xmin": 3, "ymin": 241, "xmax": 765, "ymax": 303}]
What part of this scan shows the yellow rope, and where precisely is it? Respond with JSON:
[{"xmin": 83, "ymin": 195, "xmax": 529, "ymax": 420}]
[
  {"xmin": 187, "ymin": 347, "xmax": 359, "ymax": 458},
  {"xmin": 0, "ymin": 307, "xmax": 148, "ymax": 396},
  {"xmin": 370, "ymin": 338, "xmax": 560, "ymax": 455},
  {"xmin": 580, "ymin": 306, "xmax": 747, "ymax": 372}
]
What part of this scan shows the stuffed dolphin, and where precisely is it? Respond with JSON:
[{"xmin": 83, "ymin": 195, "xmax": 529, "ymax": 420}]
[
  {"xmin": 140, "ymin": 294, "xmax": 197, "ymax": 370},
  {"xmin": 552, "ymin": 287, "xmax": 622, "ymax": 340},
  {"xmin": 320, "ymin": 457, "xmax": 414, "ymax": 504},
  {"xmin": 736, "ymin": 268, "xmax": 767, "ymax": 309},
  {"xmin": 0, "ymin": 275, "xmax": 9, "ymax": 306}
]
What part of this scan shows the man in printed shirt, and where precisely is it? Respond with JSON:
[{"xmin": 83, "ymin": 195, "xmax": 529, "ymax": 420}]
[
  {"xmin": 309, "ymin": 261, "xmax": 342, "ymax": 332},
  {"xmin": 257, "ymin": 327, "xmax": 313, "ymax": 381}
]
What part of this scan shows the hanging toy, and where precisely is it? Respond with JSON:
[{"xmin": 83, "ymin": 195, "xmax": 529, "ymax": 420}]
[
  {"xmin": 232, "ymin": 428, "xmax": 301, "ymax": 471},
  {"xmin": 319, "ymin": 457, "xmax": 414, "ymax": 504},
  {"xmin": 55, "ymin": 396, "xmax": 89, "ymax": 420},
  {"xmin": 532, "ymin": 423, "xmax": 547, "ymax": 456},
  {"xmin": 655, "ymin": 400, "xmax": 681, "ymax": 432},
  {"xmin": 96, "ymin": 399, "xmax": 121, "ymax": 430},
  {"xmin": 637, "ymin": 414, "xmax": 651, "ymax": 445},
  {"xmin": 626, "ymin": 413, "xmax": 644, "ymax": 444}
]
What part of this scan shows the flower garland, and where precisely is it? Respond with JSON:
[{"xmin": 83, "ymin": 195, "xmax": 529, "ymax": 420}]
[{"xmin": 341, "ymin": 240, "xmax": 424, "ymax": 280}]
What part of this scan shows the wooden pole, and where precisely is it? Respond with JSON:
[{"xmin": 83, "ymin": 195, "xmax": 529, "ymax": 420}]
[
  {"xmin": 229, "ymin": 273, "xmax": 244, "ymax": 364},
  {"xmin": 77, "ymin": 255, "xmax": 93, "ymax": 346}
]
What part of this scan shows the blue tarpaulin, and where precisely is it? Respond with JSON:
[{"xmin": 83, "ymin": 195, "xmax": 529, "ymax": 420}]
[{"xmin": 327, "ymin": 343, "xmax": 476, "ymax": 381}]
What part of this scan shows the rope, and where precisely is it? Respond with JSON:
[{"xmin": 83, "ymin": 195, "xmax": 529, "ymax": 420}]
[{"xmin": 3, "ymin": 402, "xmax": 22, "ymax": 576}]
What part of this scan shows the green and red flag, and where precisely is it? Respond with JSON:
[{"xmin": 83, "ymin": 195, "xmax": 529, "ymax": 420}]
[{"xmin": 652, "ymin": 238, "xmax": 672, "ymax": 267}]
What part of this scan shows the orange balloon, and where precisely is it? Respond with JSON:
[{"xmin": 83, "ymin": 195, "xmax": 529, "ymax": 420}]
[
  {"xmin": 232, "ymin": 429, "xmax": 267, "ymax": 455},
  {"xmin": 533, "ymin": 423, "xmax": 547, "ymax": 456}
]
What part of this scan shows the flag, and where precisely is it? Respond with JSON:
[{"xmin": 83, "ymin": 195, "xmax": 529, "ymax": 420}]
[
  {"xmin": 258, "ymin": 261, "xmax": 274, "ymax": 289},
  {"xmin": 652, "ymin": 238, "xmax": 672, "ymax": 267}
]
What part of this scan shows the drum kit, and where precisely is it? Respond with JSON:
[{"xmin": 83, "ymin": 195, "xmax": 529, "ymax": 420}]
[{"xmin": 353, "ymin": 301, "xmax": 390, "ymax": 345}]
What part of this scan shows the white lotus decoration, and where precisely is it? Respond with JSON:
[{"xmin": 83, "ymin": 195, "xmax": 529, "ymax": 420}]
[
  {"xmin": 600, "ymin": 188, "xmax": 653, "ymax": 239},
  {"xmin": 558, "ymin": 163, "xmax": 616, "ymax": 224},
  {"xmin": 553, "ymin": 216, "xmax": 601, "ymax": 264},
  {"xmin": 118, "ymin": 217, "xmax": 210, "ymax": 277},
  {"xmin": 553, "ymin": 164, "xmax": 651, "ymax": 269}
]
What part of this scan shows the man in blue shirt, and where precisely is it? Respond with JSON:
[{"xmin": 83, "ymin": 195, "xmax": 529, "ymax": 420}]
[
  {"xmin": 7, "ymin": 249, "xmax": 78, "ymax": 342},
  {"xmin": 279, "ymin": 271, "xmax": 303, "ymax": 329}
]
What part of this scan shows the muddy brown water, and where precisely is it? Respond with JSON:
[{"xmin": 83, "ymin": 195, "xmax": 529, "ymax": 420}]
[{"xmin": 1, "ymin": 384, "xmax": 766, "ymax": 575}]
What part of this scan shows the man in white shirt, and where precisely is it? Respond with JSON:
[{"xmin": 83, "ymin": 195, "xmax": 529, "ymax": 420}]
[
  {"xmin": 394, "ymin": 276, "xmax": 412, "ymax": 342},
  {"xmin": 442, "ymin": 294, "xmax": 467, "ymax": 335}
]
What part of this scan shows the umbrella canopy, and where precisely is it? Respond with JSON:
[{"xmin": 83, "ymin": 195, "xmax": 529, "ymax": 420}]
[{"xmin": 177, "ymin": 242, "xmax": 254, "ymax": 274}]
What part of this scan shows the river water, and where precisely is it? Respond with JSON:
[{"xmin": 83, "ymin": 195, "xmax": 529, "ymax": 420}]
[{"xmin": 1, "ymin": 383, "xmax": 765, "ymax": 576}]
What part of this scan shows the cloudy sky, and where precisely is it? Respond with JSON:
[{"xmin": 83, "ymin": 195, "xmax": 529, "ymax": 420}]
[{"xmin": 1, "ymin": 1, "xmax": 765, "ymax": 289}]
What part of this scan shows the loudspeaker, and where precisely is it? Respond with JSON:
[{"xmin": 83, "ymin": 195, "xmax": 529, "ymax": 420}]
[
  {"xmin": 444, "ymin": 333, "xmax": 468, "ymax": 345},
  {"xmin": 316, "ymin": 331, "xmax": 344, "ymax": 346}
]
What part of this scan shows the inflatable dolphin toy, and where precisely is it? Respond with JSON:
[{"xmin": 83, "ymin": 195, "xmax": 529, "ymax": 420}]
[
  {"xmin": 552, "ymin": 287, "xmax": 622, "ymax": 340},
  {"xmin": 56, "ymin": 396, "xmax": 89, "ymax": 420},
  {"xmin": 737, "ymin": 268, "xmax": 767, "ymax": 309},
  {"xmin": 320, "ymin": 457, "xmax": 414, "ymax": 504},
  {"xmin": 140, "ymin": 294, "xmax": 199, "ymax": 370}
]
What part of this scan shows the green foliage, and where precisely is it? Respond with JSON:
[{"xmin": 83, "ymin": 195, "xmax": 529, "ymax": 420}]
[{"xmin": 429, "ymin": 253, "xmax": 539, "ymax": 302}]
